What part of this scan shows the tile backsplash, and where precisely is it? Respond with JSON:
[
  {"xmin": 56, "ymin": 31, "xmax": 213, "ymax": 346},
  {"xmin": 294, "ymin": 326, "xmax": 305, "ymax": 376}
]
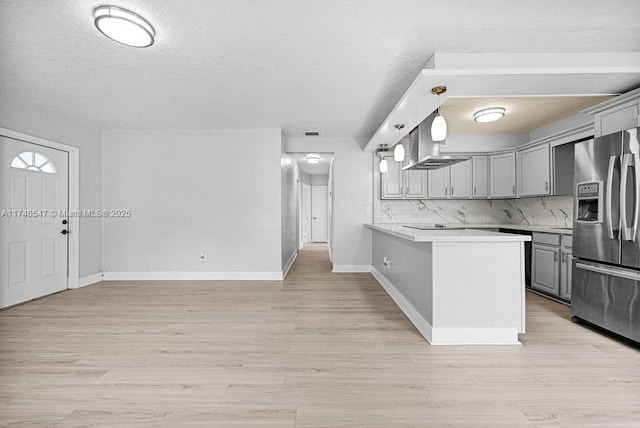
[{"xmin": 375, "ymin": 196, "xmax": 574, "ymax": 227}]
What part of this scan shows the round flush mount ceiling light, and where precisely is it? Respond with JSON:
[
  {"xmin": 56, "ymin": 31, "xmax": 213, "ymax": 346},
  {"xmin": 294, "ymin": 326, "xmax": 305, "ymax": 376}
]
[
  {"xmin": 94, "ymin": 6, "xmax": 155, "ymax": 48},
  {"xmin": 474, "ymin": 107, "xmax": 506, "ymax": 123},
  {"xmin": 305, "ymin": 154, "xmax": 321, "ymax": 164}
]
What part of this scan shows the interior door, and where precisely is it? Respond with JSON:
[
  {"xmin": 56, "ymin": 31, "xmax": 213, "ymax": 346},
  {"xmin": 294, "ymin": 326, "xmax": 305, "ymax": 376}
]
[
  {"xmin": 302, "ymin": 183, "xmax": 311, "ymax": 243},
  {"xmin": 311, "ymin": 186, "xmax": 328, "ymax": 242},
  {"xmin": 0, "ymin": 137, "xmax": 69, "ymax": 308}
]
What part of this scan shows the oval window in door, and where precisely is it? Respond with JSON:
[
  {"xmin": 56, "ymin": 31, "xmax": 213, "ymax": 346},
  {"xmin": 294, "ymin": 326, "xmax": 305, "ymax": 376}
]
[{"xmin": 10, "ymin": 151, "xmax": 56, "ymax": 174}]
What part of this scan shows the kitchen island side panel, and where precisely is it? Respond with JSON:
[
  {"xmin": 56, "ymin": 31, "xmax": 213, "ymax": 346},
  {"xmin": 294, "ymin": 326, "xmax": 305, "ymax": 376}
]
[{"xmin": 372, "ymin": 230, "xmax": 433, "ymax": 325}]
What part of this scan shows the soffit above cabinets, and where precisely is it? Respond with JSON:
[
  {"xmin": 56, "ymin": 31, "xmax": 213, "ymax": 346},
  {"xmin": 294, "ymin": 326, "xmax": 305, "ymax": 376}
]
[{"xmin": 442, "ymin": 96, "xmax": 614, "ymax": 133}]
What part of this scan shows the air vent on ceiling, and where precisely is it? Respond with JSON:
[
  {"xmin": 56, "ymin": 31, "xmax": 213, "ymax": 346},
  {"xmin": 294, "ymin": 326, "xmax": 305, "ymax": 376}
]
[{"xmin": 303, "ymin": 131, "xmax": 320, "ymax": 137}]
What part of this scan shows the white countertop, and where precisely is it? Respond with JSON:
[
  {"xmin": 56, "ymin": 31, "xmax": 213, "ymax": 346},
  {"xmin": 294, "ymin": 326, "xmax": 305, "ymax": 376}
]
[{"xmin": 366, "ymin": 223, "xmax": 533, "ymax": 242}]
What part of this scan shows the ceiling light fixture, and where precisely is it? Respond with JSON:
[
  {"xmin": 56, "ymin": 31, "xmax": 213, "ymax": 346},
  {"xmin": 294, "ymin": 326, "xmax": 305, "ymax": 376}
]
[
  {"xmin": 393, "ymin": 124, "xmax": 406, "ymax": 161},
  {"xmin": 473, "ymin": 107, "xmax": 506, "ymax": 123},
  {"xmin": 94, "ymin": 6, "xmax": 155, "ymax": 48},
  {"xmin": 430, "ymin": 86, "xmax": 448, "ymax": 142},
  {"xmin": 305, "ymin": 154, "xmax": 321, "ymax": 164}
]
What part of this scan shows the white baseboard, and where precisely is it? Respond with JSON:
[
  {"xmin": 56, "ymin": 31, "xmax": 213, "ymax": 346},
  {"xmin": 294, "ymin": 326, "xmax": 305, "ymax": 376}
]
[
  {"xmin": 282, "ymin": 251, "xmax": 297, "ymax": 279},
  {"xmin": 103, "ymin": 271, "xmax": 283, "ymax": 281},
  {"xmin": 371, "ymin": 267, "xmax": 433, "ymax": 343},
  {"xmin": 76, "ymin": 272, "xmax": 104, "ymax": 289},
  {"xmin": 371, "ymin": 267, "xmax": 520, "ymax": 345},
  {"xmin": 332, "ymin": 265, "xmax": 372, "ymax": 273}
]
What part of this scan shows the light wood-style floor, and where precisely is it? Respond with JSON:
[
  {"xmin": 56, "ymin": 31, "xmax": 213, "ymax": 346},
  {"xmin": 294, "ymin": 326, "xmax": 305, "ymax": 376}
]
[{"xmin": 1, "ymin": 243, "xmax": 639, "ymax": 427}]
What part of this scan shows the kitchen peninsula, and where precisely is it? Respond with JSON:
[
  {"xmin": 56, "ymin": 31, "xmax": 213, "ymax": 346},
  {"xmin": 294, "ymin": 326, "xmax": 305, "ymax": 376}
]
[{"xmin": 367, "ymin": 224, "xmax": 531, "ymax": 345}]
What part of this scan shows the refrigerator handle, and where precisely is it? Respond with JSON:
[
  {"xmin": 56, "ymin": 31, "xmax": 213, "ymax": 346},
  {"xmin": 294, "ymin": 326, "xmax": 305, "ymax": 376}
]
[
  {"xmin": 606, "ymin": 155, "xmax": 617, "ymax": 239},
  {"xmin": 621, "ymin": 154, "xmax": 630, "ymax": 240},
  {"xmin": 576, "ymin": 262, "xmax": 640, "ymax": 281},
  {"xmin": 632, "ymin": 153, "xmax": 640, "ymax": 241}
]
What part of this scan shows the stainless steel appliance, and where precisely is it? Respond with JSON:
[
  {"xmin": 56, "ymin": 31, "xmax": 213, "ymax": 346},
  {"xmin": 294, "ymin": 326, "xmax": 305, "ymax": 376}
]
[
  {"xmin": 403, "ymin": 114, "xmax": 470, "ymax": 171},
  {"xmin": 572, "ymin": 127, "xmax": 640, "ymax": 343}
]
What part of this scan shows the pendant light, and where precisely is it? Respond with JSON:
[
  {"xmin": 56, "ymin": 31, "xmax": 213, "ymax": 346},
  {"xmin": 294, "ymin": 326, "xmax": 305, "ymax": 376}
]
[
  {"xmin": 393, "ymin": 124, "xmax": 406, "ymax": 161},
  {"xmin": 376, "ymin": 144, "xmax": 390, "ymax": 173},
  {"xmin": 430, "ymin": 86, "xmax": 448, "ymax": 142}
]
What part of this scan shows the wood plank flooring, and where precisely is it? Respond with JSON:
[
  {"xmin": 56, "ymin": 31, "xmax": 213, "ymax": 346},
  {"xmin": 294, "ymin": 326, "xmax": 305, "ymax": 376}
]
[{"xmin": 1, "ymin": 243, "xmax": 639, "ymax": 426}]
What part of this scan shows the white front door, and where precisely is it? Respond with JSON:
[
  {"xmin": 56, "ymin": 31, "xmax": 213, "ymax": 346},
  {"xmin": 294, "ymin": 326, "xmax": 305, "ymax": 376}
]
[
  {"xmin": 0, "ymin": 137, "xmax": 69, "ymax": 308},
  {"xmin": 311, "ymin": 186, "xmax": 328, "ymax": 243}
]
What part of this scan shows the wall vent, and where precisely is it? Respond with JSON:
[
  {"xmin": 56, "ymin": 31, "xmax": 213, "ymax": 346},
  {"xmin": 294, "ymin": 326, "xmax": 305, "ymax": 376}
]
[{"xmin": 303, "ymin": 131, "xmax": 320, "ymax": 137}]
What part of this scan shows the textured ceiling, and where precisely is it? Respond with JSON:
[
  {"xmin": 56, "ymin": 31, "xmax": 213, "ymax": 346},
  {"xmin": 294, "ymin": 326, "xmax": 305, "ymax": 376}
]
[
  {"xmin": 443, "ymin": 96, "xmax": 614, "ymax": 133},
  {"xmin": 1, "ymin": 0, "xmax": 638, "ymax": 137}
]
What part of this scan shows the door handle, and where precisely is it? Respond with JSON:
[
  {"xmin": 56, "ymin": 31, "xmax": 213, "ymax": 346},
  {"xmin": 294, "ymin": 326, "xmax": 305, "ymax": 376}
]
[
  {"xmin": 61, "ymin": 229, "xmax": 70, "ymax": 235},
  {"xmin": 630, "ymin": 153, "xmax": 640, "ymax": 241},
  {"xmin": 605, "ymin": 155, "xmax": 618, "ymax": 240},
  {"xmin": 576, "ymin": 262, "xmax": 640, "ymax": 281}
]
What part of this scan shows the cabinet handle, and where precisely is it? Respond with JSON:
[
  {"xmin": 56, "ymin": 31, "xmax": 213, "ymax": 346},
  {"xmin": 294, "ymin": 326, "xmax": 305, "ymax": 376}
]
[
  {"xmin": 562, "ymin": 253, "xmax": 566, "ymax": 263},
  {"xmin": 512, "ymin": 184, "xmax": 515, "ymax": 195},
  {"xmin": 451, "ymin": 186, "xmax": 454, "ymax": 195},
  {"xmin": 473, "ymin": 186, "xmax": 476, "ymax": 195},
  {"xmin": 445, "ymin": 187, "xmax": 448, "ymax": 195},
  {"xmin": 554, "ymin": 252, "xmax": 558, "ymax": 262}
]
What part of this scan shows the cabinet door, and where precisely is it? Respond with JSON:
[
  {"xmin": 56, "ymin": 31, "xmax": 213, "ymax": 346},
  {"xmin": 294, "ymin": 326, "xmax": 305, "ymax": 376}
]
[
  {"xmin": 560, "ymin": 249, "xmax": 573, "ymax": 300},
  {"xmin": 532, "ymin": 244, "xmax": 560, "ymax": 295},
  {"xmin": 519, "ymin": 144, "xmax": 550, "ymax": 196},
  {"xmin": 472, "ymin": 156, "xmax": 488, "ymax": 198},
  {"xmin": 381, "ymin": 161, "xmax": 404, "ymax": 199},
  {"xmin": 404, "ymin": 168, "xmax": 428, "ymax": 199},
  {"xmin": 428, "ymin": 166, "xmax": 450, "ymax": 199},
  {"xmin": 490, "ymin": 152, "xmax": 516, "ymax": 198},
  {"xmin": 450, "ymin": 160, "xmax": 472, "ymax": 199}
]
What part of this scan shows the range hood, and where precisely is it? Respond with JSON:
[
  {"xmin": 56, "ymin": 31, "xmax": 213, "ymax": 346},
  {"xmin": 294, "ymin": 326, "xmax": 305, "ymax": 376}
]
[{"xmin": 402, "ymin": 115, "xmax": 470, "ymax": 170}]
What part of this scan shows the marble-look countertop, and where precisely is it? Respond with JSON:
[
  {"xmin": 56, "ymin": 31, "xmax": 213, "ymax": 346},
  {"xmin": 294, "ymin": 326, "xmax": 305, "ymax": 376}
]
[
  {"xmin": 402, "ymin": 223, "xmax": 574, "ymax": 235},
  {"xmin": 366, "ymin": 223, "xmax": 533, "ymax": 243}
]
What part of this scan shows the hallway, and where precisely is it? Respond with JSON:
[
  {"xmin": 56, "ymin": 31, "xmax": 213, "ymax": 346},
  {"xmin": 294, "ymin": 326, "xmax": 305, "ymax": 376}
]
[{"xmin": 0, "ymin": 245, "xmax": 639, "ymax": 426}]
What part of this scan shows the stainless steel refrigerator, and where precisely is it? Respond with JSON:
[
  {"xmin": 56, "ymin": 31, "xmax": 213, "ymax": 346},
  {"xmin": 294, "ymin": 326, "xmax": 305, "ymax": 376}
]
[{"xmin": 572, "ymin": 127, "xmax": 640, "ymax": 343}]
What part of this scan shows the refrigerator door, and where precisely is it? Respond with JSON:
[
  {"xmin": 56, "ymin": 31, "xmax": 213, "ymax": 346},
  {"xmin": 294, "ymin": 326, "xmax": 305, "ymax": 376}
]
[
  {"xmin": 573, "ymin": 134, "xmax": 622, "ymax": 265},
  {"xmin": 572, "ymin": 260, "xmax": 640, "ymax": 343},
  {"xmin": 619, "ymin": 128, "xmax": 640, "ymax": 268}
]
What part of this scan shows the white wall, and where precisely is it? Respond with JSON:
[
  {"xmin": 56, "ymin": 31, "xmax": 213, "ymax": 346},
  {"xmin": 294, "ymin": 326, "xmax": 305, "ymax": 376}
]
[
  {"xmin": 102, "ymin": 129, "xmax": 283, "ymax": 277},
  {"xmin": 0, "ymin": 92, "xmax": 103, "ymax": 278},
  {"xmin": 281, "ymin": 138, "xmax": 298, "ymax": 272},
  {"xmin": 286, "ymin": 137, "xmax": 372, "ymax": 271}
]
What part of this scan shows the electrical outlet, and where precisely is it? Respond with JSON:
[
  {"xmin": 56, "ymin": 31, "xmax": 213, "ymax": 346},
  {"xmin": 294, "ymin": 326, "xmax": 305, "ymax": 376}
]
[
  {"xmin": 383, "ymin": 257, "xmax": 391, "ymax": 269},
  {"xmin": 200, "ymin": 251, "xmax": 206, "ymax": 261},
  {"xmin": 339, "ymin": 200, "xmax": 346, "ymax": 208}
]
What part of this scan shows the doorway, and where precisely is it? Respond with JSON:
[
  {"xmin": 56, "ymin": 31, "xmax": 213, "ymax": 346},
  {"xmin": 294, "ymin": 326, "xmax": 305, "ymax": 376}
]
[{"xmin": 0, "ymin": 136, "xmax": 70, "ymax": 308}]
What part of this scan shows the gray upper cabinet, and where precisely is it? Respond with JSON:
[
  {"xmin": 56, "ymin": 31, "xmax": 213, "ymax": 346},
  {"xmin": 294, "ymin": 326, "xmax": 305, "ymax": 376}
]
[
  {"xmin": 381, "ymin": 158, "xmax": 427, "ymax": 199},
  {"xmin": 518, "ymin": 143, "xmax": 550, "ymax": 197},
  {"xmin": 489, "ymin": 152, "xmax": 516, "ymax": 198},
  {"xmin": 584, "ymin": 88, "xmax": 640, "ymax": 137},
  {"xmin": 381, "ymin": 160, "xmax": 404, "ymax": 199},
  {"xmin": 472, "ymin": 156, "xmax": 488, "ymax": 198},
  {"xmin": 450, "ymin": 160, "xmax": 472, "ymax": 199},
  {"xmin": 427, "ymin": 166, "xmax": 450, "ymax": 199}
]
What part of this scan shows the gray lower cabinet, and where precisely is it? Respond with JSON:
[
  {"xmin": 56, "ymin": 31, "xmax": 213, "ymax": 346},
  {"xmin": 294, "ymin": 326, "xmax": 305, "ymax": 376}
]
[
  {"xmin": 532, "ymin": 243, "xmax": 560, "ymax": 295},
  {"xmin": 531, "ymin": 232, "xmax": 573, "ymax": 302}
]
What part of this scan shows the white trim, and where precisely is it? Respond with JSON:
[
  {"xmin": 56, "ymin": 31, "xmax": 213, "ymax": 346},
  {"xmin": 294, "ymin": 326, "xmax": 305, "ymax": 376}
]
[
  {"xmin": 582, "ymin": 87, "xmax": 640, "ymax": 115},
  {"xmin": 0, "ymin": 126, "xmax": 81, "ymax": 290},
  {"xmin": 371, "ymin": 267, "xmax": 433, "ymax": 343},
  {"xmin": 332, "ymin": 265, "xmax": 372, "ymax": 273},
  {"xmin": 282, "ymin": 251, "xmax": 297, "ymax": 279},
  {"xmin": 78, "ymin": 272, "xmax": 104, "ymax": 288},
  {"xmin": 103, "ymin": 271, "xmax": 283, "ymax": 281},
  {"xmin": 371, "ymin": 267, "xmax": 521, "ymax": 345}
]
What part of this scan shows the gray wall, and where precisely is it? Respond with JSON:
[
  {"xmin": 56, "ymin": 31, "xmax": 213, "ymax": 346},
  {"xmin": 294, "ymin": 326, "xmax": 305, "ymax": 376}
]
[
  {"xmin": 0, "ymin": 92, "xmax": 103, "ymax": 278},
  {"xmin": 102, "ymin": 129, "xmax": 283, "ymax": 273},
  {"xmin": 280, "ymin": 136, "xmax": 298, "ymax": 270}
]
